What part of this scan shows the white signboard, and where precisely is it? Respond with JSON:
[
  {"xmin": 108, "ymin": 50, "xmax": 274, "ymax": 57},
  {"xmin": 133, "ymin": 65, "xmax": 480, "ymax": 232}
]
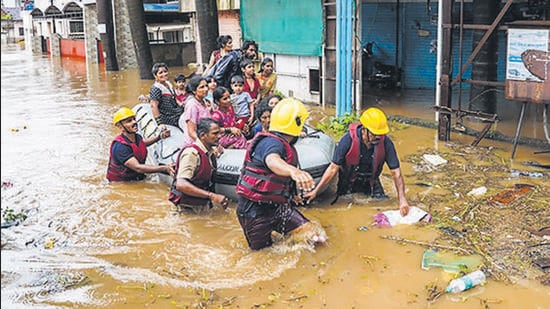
[
  {"xmin": 97, "ymin": 24, "xmax": 106, "ymax": 35},
  {"xmin": 506, "ymin": 29, "xmax": 549, "ymax": 82}
]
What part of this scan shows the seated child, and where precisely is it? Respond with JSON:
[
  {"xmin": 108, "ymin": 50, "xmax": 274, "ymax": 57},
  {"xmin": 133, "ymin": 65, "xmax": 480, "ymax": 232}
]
[
  {"xmin": 250, "ymin": 94, "xmax": 281, "ymax": 137},
  {"xmin": 174, "ymin": 73, "xmax": 190, "ymax": 107},
  {"xmin": 252, "ymin": 98, "xmax": 273, "ymax": 137},
  {"xmin": 205, "ymin": 76, "xmax": 218, "ymax": 109}
]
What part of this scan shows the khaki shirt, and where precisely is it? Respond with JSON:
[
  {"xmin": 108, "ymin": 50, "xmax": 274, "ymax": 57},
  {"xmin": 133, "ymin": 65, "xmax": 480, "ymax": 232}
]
[{"xmin": 176, "ymin": 139, "xmax": 215, "ymax": 180}]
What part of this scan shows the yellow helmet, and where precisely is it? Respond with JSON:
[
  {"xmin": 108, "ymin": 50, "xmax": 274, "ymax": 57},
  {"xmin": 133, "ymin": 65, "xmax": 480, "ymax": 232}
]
[
  {"xmin": 269, "ymin": 98, "xmax": 309, "ymax": 136},
  {"xmin": 359, "ymin": 107, "xmax": 389, "ymax": 135},
  {"xmin": 113, "ymin": 107, "xmax": 136, "ymax": 125}
]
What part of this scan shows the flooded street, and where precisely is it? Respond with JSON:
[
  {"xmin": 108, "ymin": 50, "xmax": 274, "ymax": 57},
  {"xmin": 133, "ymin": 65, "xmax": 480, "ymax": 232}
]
[{"xmin": 1, "ymin": 45, "xmax": 549, "ymax": 308}]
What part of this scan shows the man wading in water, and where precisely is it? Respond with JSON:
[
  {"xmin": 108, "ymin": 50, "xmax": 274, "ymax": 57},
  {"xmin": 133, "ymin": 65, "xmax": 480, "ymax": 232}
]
[
  {"xmin": 235, "ymin": 98, "xmax": 327, "ymax": 250},
  {"xmin": 107, "ymin": 107, "xmax": 174, "ymax": 182},
  {"xmin": 304, "ymin": 107, "xmax": 410, "ymax": 216},
  {"xmin": 169, "ymin": 118, "xmax": 229, "ymax": 212}
]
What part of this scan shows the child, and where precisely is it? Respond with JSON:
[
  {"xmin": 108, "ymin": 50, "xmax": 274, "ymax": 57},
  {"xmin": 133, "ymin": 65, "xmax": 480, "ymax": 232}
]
[
  {"xmin": 174, "ymin": 73, "xmax": 189, "ymax": 106},
  {"xmin": 205, "ymin": 76, "xmax": 218, "ymax": 110},
  {"xmin": 249, "ymin": 94, "xmax": 280, "ymax": 138},
  {"xmin": 252, "ymin": 98, "xmax": 272, "ymax": 137},
  {"xmin": 240, "ymin": 58, "xmax": 261, "ymax": 103},
  {"xmin": 230, "ymin": 75, "xmax": 254, "ymax": 127}
]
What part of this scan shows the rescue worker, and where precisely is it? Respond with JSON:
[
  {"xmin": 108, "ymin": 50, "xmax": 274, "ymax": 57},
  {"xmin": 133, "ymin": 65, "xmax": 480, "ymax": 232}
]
[
  {"xmin": 304, "ymin": 107, "xmax": 411, "ymax": 216},
  {"xmin": 236, "ymin": 98, "xmax": 325, "ymax": 250},
  {"xmin": 169, "ymin": 118, "xmax": 229, "ymax": 211},
  {"xmin": 107, "ymin": 107, "xmax": 174, "ymax": 181}
]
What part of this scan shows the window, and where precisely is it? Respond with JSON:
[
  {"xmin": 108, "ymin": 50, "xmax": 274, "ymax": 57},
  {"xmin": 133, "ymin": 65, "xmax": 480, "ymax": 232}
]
[
  {"xmin": 18, "ymin": 27, "xmax": 24, "ymax": 36},
  {"xmin": 163, "ymin": 31, "xmax": 182, "ymax": 43},
  {"xmin": 69, "ymin": 20, "xmax": 83, "ymax": 33},
  {"xmin": 147, "ymin": 24, "xmax": 193, "ymax": 44},
  {"xmin": 309, "ymin": 68, "xmax": 320, "ymax": 93}
]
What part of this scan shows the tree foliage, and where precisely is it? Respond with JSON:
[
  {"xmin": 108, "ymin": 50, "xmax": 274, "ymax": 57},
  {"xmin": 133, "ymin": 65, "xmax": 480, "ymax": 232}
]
[{"xmin": 315, "ymin": 113, "xmax": 359, "ymax": 140}]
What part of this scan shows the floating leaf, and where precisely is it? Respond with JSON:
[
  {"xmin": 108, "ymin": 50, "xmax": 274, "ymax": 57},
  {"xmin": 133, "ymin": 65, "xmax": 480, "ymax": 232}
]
[{"xmin": 267, "ymin": 292, "xmax": 279, "ymax": 302}]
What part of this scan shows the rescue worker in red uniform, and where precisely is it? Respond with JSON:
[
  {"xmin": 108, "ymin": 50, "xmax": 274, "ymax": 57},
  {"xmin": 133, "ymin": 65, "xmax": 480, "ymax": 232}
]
[
  {"xmin": 107, "ymin": 107, "xmax": 174, "ymax": 182},
  {"xmin": 169, "ymin": 118, "xmax": 229, "ymax": 211},
  {"xmin": 304, "ymin": 107, "xmax": 411, "ymax": 216},
  {"xmin": 236, "ymin": 98, "xmax": 326, "ymax": 250}
]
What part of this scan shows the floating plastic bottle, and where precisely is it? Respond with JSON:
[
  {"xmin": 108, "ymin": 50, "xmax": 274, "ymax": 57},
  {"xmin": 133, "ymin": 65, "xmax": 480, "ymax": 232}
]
[{"xmin": 445, "ymin": 270, "xmax": 486, "ymax": 293}]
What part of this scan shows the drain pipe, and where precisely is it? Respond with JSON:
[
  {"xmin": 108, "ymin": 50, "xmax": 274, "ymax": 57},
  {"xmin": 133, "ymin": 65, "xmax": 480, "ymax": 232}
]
[
  {"xmin": 322, "ymin": 42, "xmax": 326, "ymax": 108},
  {"xmin": 395, "ymin": 0, "xmax": 400, "ymax": 72},
  {"xmin": 435, "ymin": 0, "xmax": 443, "ymax": 121}
]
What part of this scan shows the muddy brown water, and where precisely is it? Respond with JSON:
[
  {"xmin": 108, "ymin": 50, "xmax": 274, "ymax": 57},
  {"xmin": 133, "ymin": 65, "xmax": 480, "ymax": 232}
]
[{"xmin": 1, "ymin": 45, "xmax": 549, "ymax": 308}]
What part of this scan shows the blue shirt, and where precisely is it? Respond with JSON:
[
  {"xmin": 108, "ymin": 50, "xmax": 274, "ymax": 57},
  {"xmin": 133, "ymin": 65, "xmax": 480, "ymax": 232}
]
[
  {"xmin": 251, "ymin": 135, "xmax": 287, "ymax": 166},
  {"xmin": 237, "ymin": 134, "xmax": 288, "ymax": 217},
  {"xmin": 252, "ymin": 123, "xmax": 263, "ymax": 137},
  {"xmin": 112, "ymin": 134, "xmax": 144, "ymax": 166},
  {"xmin": 230, "ymin": 92, "xmax": 252, "ymax": 117}
]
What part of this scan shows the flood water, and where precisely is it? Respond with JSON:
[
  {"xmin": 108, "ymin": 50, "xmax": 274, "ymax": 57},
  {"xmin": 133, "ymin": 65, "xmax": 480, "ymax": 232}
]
[{"xmin": 1, "ymin": 45, "xmax": 549, "ymax": 308}]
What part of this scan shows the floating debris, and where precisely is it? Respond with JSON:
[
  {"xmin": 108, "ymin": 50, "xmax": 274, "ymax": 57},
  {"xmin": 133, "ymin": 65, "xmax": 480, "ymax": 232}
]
[
  {"xmin": 1, "ymin": 221, "xmax": 18, "ymax": 229},
  {"xmin": 9, "ymin": 125, "xmax": 28, "ymax": 133},
  {"xmin": 521, "ymin": 161, "xmax": 550, "ymax": 169},
  {"xmin": 1, "ymin": 181, "xmax": 14, "ymax": 188},
  {"xmin": 1, "ymin": 207, "xmax": 27, "ymax": 228},
  {"xmin": 373, "ymin": 206, "xmax": 432, "ymax": 227},
  {"xmin": 510, "ymin": 170, "xmax": 544, "ymax": 178},
  {"xmin": 413, "ymin": 182, "xmax": 433, "ymax": 187},
  {"xmin": 525, "ymin": 226, "xmax": 550, "ymax": 237},
  {"xmin": 406, "ymin": 146, "xmax": 549, "ymax": 285},
  {"xmin": 421, "ymin": 248, "xmax": 483, "ymax": 274},
  {"xmin": 489, "ymin": 183, "xmax": 535, "ymax": 205},
  {"xmin": 29, "ymin": 271, "xmax": 90, "ymax": 295},
  {"xmin": 422, "ymin": 154, "xmax": 448, "ymax": 166},
  {"xmin": 532, "ymin": 258, "xmax": 550, "ymax": 270},
  {"xmin": 426, "ymin": 282, "xmax": 444, "ymax": 302},
  {"xmin": 44, "ymin": 237, "xmax": 56, "ymax": 249},
  {"xmin": 438, "ymin": 226, "xmax": 464, "ymax": 238},
  {"xmin": 467, "ymin": 186, "xmax": 487, "ymax": 196}
]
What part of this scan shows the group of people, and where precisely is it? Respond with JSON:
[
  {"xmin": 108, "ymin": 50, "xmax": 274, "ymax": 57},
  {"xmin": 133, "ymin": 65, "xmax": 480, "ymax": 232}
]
[
  {"xmin": 106, "ymin": 36, "xmax": 410, "ymax": 251},
  {"xmin": 147, "ymin": 36, "xmax": 278, "ymax": 150},
  {"xmin": 107, "ymin": 101, "xmax": 410, "ymax": 250}
]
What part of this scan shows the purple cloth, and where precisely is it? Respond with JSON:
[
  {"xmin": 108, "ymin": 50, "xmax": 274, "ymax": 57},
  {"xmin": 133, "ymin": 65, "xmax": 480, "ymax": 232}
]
[
  {"xmin": 373, "ymin": 212, "xmax": 392, "ymax": 228},
  {"xmin": 211, "ymin": 108, "xmax": 247, "ymax": 149}
]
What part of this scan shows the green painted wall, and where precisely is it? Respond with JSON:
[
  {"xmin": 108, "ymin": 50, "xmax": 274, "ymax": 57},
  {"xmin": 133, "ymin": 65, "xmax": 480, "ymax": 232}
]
[{"xmin": 241, "ymin": 0, "xmax": 323, "ymax": 56}]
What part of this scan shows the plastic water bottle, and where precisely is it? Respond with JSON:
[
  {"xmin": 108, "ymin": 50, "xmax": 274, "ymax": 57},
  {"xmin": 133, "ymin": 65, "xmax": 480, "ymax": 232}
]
[{"xmin": 445, "ymin": 270, "xmax": 486, "ymax": 293}]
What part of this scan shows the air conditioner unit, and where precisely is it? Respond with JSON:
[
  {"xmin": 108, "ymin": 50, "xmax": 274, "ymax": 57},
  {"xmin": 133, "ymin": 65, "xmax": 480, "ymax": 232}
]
[
  {"xmin": 182, "ymin": 25, "xmax": 193, "ymax": 43},
  {"xmin": 218, "ymin": 0, "xmax": 240, "ymax": 10}
]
